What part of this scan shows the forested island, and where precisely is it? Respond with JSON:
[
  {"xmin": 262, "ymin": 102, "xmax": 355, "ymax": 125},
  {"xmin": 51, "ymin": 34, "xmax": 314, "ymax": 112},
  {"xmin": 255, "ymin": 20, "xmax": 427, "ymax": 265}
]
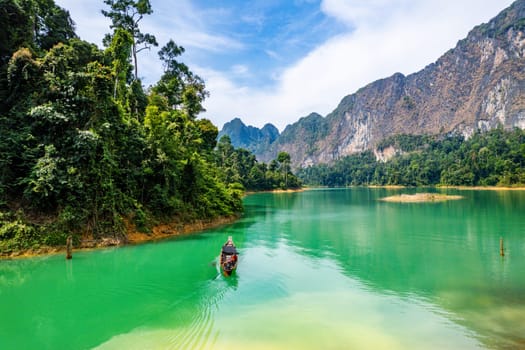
[
  {"xmin": 0, "ymin": 0, "xmax": 300, "ymax": 256},
  {"xmin": 298, "ymin": 129, "xmax": 525, "ymax": 188}
]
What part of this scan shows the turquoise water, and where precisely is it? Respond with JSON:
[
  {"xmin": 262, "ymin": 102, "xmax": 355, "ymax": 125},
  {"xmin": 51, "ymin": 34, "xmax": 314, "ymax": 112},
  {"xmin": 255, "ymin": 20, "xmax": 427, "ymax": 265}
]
[{"xmin": 1, "ymin": 188, "xmax": 524, "ymax": 349}]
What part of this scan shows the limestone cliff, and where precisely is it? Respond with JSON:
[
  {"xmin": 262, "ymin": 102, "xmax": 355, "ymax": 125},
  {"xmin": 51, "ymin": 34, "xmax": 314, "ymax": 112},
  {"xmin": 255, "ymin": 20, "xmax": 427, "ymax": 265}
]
[{"xmin": 256, "ymin": 0, "xmax": 525, "ymax": 168}]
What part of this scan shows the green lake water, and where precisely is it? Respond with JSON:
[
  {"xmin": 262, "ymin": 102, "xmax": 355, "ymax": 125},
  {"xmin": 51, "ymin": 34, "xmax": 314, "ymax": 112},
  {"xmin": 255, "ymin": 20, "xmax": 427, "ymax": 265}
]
[{"xmin": 1, "ymin": 188, "xmax": 524, "ymax": 349}]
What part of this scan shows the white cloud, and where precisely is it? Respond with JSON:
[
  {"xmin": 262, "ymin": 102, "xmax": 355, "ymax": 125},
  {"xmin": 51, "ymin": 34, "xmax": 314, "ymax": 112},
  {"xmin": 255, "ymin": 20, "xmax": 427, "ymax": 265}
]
[
  {"xmin": 231, "ymin": 64, "xmax": 250, "ymax": 77},
  {"xmin": 321, "ymin": 0, "xmax": 412, "ymax": 27},
  {"xmin": 55, "ymin": 0, "xmax": 516, "ymax": 132},
  {"xmin": 55, "ymin": 0, "xmax": 110, "ymax": 47},
  {"xmin": 265, "ymin": 49, "xmax": 281, "ymax": 60},
  {"xmin": 56, "ymin": 0, "xmax": 243, "ymax": 52},
  {"xmin": 55, "ymin": 0, "xmax": 245, "ymax": 87},
  {"xmin": 200, "ymin": 0, "xmax": 515, "ymax": 131},
  {"xmin": 141, "ymin": 1, "xmax": 244, "ymax": 53}
]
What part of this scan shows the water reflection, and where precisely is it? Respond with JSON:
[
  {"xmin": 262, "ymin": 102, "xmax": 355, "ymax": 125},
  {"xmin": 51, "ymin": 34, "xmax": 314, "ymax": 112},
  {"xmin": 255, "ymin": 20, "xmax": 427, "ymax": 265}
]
[
  {"xmin": 242, "ymin": 188, "xmax": 525, "ymax": 348},
  {"xmin": 2, "ymin": 189, "xmax": 524, "ymax": 349}
]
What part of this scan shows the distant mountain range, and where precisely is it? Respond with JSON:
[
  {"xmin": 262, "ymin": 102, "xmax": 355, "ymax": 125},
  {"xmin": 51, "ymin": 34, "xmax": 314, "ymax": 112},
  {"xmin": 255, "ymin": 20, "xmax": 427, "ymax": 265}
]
[
  {"xmin": 219, "ymin": 0, "xmax": 525, "ymax": 168},
  {"xmin": 217, "ymin": 118, "xmax": 279, "ymax": 154}
]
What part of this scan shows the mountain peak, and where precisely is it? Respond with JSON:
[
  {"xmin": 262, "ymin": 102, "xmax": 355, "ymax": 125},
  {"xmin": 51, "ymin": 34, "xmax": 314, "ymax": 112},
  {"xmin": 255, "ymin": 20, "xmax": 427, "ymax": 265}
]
[
  {"xmin": 253, "ymin": 0, "xmax": 525, "ymax": 168},
  {"xmin": 471, "ymin": 0, "xmax": 525, "ymax": 39},
  {"xmin": 218, "ymin": 118, "xmax": 280, "ymax": 153}
]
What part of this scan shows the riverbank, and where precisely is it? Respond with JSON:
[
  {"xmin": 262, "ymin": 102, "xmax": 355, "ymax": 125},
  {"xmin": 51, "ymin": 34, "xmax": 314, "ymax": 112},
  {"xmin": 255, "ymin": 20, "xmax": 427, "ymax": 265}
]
[
  {"xmin": 1, "ymin": 188, "xmax": 305, "ymax": 260},
  {"xmin": 437, "ymin": 185, "xmax": 525, "ymax": 191},
  {"xmin": 0, "ymin": 215, "xmax": 240, "ymax": 260},
  {"xmin": 244, "ymin": 188, "xmax": 305, "ymax": 196},
  {"xmin": 368, "ymin": 185, "xmax": 406, "ymax": 189},
  {"xmin": 369, "ymin": 184, "xmax": 525, "ymax": 191},
  {"xmin": 125, "ymin": 215, "xmax": 239, "ymax": 243}
]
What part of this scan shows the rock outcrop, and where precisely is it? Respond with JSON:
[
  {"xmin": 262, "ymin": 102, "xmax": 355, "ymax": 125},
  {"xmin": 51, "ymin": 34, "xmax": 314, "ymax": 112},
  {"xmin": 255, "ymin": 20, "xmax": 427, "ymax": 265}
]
[
  {"xmin": 217, "ymin": 117, "xmax": 279, "ymax": 154},
  {"xmin": 252, "ymin": 0, "xmax": 525, "ymax": 168}
]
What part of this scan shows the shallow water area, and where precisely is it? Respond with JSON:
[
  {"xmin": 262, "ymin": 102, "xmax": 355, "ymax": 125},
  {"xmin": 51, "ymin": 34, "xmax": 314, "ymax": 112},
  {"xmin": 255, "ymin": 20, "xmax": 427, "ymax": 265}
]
[{"xmin": 1, "ymin": 188, "xmax": 524, "ymax": 349}]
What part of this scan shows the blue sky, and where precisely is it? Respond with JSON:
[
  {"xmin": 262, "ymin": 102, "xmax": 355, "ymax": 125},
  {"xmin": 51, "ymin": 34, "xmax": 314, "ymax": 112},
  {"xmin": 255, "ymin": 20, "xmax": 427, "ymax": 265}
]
[{"xmin": 55, "ymin": 0, "xmax": 514, "ymax": 131}]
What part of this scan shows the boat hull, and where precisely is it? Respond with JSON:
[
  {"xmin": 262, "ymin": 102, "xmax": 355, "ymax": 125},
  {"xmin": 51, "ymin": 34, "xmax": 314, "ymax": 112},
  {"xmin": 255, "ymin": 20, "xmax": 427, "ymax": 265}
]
[
  {"xmin": 220, "ymin": 257, "xmax": 238, "ymax": 276},
  {"xmin": 220, "ymin": 236, "xmax": 238, "ymax": 276}
]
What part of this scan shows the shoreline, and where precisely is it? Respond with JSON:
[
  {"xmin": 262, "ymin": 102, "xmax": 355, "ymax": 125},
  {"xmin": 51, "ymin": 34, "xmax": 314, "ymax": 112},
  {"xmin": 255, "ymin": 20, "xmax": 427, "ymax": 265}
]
[
  {"xmin": 1, "ymin": 186, "xmax": 305, "ymax": 260},
  {"xmin": 1, "ymin": 215, "xmax": 240, "ymax": 260},
  {"xmin": 3, "ymin": 185, "xmax": 523, "ymax": 259},
  {"xmin": 437, "ymin": 185, "xmax": 525, "ymax": 191},
  {"xmin": 125, "ymin": 215, "xmax": 239, "ymax": 244},
  {"xmin": 368, "ymin": 185, "xmax": 525, "ymax": 191},
  {"xmin": 367, "ymin": 185, "xmax": 406, "ymax": 189},
  {"xmin": 244, "ymin": 188, "xmax": 305, "ymax": 196}
]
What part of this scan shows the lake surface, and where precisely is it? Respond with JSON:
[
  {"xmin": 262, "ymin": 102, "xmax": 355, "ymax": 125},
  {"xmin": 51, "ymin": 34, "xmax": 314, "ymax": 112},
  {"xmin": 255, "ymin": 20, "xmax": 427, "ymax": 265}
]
[{"xmin": 1, "ymin": 188, "xmax": 524, "ymax": 349}]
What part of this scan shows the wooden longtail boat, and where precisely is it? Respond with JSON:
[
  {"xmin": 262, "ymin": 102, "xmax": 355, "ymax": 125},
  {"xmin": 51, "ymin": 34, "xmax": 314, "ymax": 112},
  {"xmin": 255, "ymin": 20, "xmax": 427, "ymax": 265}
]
[{"xmin": 220, "ymin": 236, "xmax": 238, "ymax": 276}]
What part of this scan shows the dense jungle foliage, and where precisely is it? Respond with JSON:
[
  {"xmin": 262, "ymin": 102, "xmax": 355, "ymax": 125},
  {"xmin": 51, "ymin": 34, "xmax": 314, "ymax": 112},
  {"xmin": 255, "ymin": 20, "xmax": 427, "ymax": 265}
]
[
  {"xmin": 0, "ymin": 0, "xmax": 299, "ymax": 253},
  {"xmin": 215, "ymin": 136, "xmax": 301, "ymax": 191},
  {"xmin": 297, "ymin": 129, "xmax": 525, "ymax": 187}
]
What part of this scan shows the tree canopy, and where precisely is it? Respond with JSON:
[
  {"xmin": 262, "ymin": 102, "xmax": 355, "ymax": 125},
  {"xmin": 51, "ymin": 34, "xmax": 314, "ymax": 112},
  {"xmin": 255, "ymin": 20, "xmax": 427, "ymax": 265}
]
[
  {"xmin": 215, "ymin": 136, "xmax": 302, "ymax": 192},
  {"xmin": 0, "ymin": 0, "xmax": 250, "ymax": 254}
]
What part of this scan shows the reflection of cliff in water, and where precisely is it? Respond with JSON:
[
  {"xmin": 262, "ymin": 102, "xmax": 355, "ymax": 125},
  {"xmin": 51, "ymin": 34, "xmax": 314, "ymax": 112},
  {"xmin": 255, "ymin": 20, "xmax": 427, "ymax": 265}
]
[
  {"xmin": 240, "ymin": 192, "xmax": 300, "ymax": 251},
  {"xmin": 248, "ymin": 188, "xmax": 525, "ymax": 349}
]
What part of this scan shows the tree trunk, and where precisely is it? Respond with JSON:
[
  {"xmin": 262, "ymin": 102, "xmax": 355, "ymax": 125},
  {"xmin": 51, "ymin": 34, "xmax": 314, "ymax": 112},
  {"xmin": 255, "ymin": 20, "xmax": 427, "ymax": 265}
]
[
  {"xmin": 66, "ymin": 235, "xmax": 73, "ymax": 259},
  {"xmin": 133, "ymin": 41, "xmax": 138, "ymax": 80}
]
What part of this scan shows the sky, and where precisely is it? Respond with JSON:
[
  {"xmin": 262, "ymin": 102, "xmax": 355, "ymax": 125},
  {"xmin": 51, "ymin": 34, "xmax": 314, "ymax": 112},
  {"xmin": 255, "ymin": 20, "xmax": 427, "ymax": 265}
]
[{"xmin": 54, "ymin": 0, "xmax": 515, "ymax": 131}]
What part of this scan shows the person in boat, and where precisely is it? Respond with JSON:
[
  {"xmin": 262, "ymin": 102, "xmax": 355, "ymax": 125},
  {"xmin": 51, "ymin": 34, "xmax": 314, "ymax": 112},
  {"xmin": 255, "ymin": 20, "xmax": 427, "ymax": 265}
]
[
  {"xmin": 221, "ymin": 236, "xmax": 238, "ymax": 274},
  {"xmin": 221, "ymin": 242, "xmax": 238, "ymax": 259}
]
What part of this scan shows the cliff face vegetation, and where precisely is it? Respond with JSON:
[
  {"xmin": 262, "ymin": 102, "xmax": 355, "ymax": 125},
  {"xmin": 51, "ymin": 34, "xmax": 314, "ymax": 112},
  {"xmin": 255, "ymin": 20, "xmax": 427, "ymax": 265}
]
[
  {"xmin": 297, "ymin": 129, "xmax": 525, "ymax": 188},
  {"xmin": 254, "ymin": 0, "xmax": 525, "ymax": 168}
]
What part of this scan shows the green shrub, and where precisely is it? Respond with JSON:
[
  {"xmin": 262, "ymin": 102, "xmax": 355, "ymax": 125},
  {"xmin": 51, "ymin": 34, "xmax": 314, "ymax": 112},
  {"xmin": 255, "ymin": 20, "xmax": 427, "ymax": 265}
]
[
  {"xmin": 133, "ymin": 207, "xmax": 149, "ymax": 232},
  {"xmin": 0, "ymin": 220, "xmax": 39, "ymax": 249}
]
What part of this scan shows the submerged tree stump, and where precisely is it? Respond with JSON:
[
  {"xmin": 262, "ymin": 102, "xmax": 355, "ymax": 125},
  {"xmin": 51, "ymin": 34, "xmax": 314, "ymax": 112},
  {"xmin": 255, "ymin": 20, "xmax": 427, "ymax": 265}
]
[{"xmin": 66, "ymin": 235, "xmax": 73, "ymax": 259}]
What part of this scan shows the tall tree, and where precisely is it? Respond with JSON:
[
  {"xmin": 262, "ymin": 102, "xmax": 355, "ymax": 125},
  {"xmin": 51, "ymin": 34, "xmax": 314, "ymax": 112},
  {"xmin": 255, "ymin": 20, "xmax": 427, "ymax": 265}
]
[
  {"xmin": 105, "ymin": 28, "xmax": 133, "ymax": 100},
  {"xmin": 154, "ymin": 39, "xmax": 208, "ymax": 118},
  {"xmin": 101, "ymin": 0, "xmax": 157, "ymax": 80},
  {"xmin": 18, "ymin": 0, "xmax": 76, "ymax": 51},
  {"xmin": 0, "ymin": 0, "xmax": 31, "ymax": 64},
  {"xmin": 158, "ymin": 39, "xmax": 187, "ymax": 75},
  {"xmin": 277, "ymin": 151, "xmax": 291, "ymax": 187}
]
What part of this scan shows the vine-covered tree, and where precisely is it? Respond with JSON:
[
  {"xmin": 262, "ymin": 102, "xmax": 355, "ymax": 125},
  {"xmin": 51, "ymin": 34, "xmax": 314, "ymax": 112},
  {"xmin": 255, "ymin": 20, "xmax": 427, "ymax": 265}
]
[
  {"xmin": 0, "ymin": 0, "xmax": 76, "ymax": 115},
  {"xmin": 0, "ymin": 0, "xmax": 243, "ymax": 253},
  {"xmin": 154, "ymin": 39, "xmax": 208, "ymax": 118},
  {"xmin": 105, "ymin": 28, "xmax": 133, "ymax": 100},
  {"xmin": 18, "ymin": 0, "xmax": 77, "ymax": 51}
]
